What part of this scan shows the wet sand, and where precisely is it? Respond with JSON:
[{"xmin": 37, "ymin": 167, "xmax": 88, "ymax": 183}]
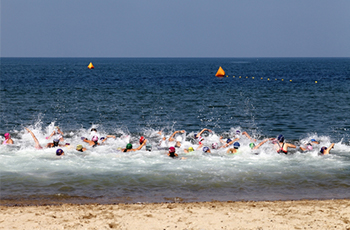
[{"xmin": 1, "ymin": 199, "xmax": 350, "ymax": 229}]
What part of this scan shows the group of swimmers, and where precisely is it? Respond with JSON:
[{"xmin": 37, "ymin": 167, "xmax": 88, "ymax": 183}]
[{"xmin": 1, "ymin": 127, "xmax": 335, "ymax": 158}]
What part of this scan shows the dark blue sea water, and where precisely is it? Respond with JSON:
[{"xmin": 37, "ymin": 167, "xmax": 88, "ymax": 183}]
[{"xmin": 1, "ymin": 58, "xmax": 350, "ymax": 204}]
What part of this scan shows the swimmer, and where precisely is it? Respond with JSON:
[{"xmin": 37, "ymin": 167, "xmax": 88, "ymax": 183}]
[
  {"xmin": 300, "ymin": 139, "xmax": 320, "ymax": 151},
  {"xmin": 211, "ymin": 142, "xmax": 219, "ymax": 149},
  {"xmin": 169, "ymin": 130, "xmax": 185, "ymax": 148},
  {"xmin": 145, "ymin": 143, "xmax": 152, "ymax": 151},
  {"xmin": 249, "ymin": 139, "xmax": 269, "ymax": 150},
  {"xmin": 25, "ymin": 128, "xmax": 43, "ymax": 149},
  {"xmin": 319, "ymin": 143, "xmax": 335, "ymax": 156},
  {"xmin": 235, "ymin": 130, "xmax": 257, "ymax": 142},
  {"xmin": 2, "ymin": 133, "xmax": 14, "ymax": 145},
  {"xmin": 227, "ymin": 142, "xmax": 241, "ymax": 154},
  {"xmin": 46, "ymin": 138, "xmax": 65, "ymax": 148},
  {"xmin": 56, "ymin": 149, "xmax": 64, "ymax": 156},
  {"xmin": 122, "ymin": 139, "xmax": 147, "ymax": 152},
  {"xmin": 184, "ymin": 146, "xmax": 194, "ymax": 153},
  {"xmin": 46, "ymin": 126, "xmax": 64, "ymax": 142},
  {"xmin": 219, "ymin": 137, "xmax": 239, "ymax": 149},
  {"xmin": 194, "ymin": 128, "xmax": 212, "ymax": 140},
  {"xmin": 274, "ymin": 135, "xmax": 296, "ymax": 154},
  {"xmin": 168, "ymin": 147, "xmax": 178, "ymax": 158},
  {"xmin": 76, "ymin": 145, "xmax": 87, "ymax": 152},
  {"xmin": 202, "ymin": 146, "xmax": 211, "ymax": 153},
  {"xmin": 82, "ymin": 135, "xmax": 116, "ymax": 147}
]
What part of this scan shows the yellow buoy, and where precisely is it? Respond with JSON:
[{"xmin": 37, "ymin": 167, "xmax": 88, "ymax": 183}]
[
  {"xmin": 246, "ymin": 76, "xmax": 248, "ymax": 79},
  {"xmin": 252, "ymin": 77, "xmax": 255, "ymax": 79},
  {"xmin": 290, "ymin": 80, "xmax": 292, "ymax": 82},
  {"xmin": 215, "ymin": 66, "xmax": 225, "ymax": 77},
  {"xmin": 268, "ymin": 78, "xmax": 270, "ymax": 81},
  {"xmin": 233, "ymin": 76, "xmax": 235, "ymax": 78},
  {"xmin": 261, "ymin": 77, "xmax": 263, "ymax": 80},
  {"xmin": 239, "ymin": 76, "xmax": 241, "ymax": 78},
  {"xmin": 88, "ymin": 62, "xmax": 94, "ymax": 69},
  {"xmin": 226, "ymin": 75, "xmax": 228, "ymax": 77},
  {"xmin": 315, "ymin": 81, "xmax": 318, "ymax": 83},
  {"xmin": 275, "ymin": 78, "xmax": 277, "ymax": 81},
  {"xmin": 282, "ymin": 79, "xmax": 284, "ymax": 81}
]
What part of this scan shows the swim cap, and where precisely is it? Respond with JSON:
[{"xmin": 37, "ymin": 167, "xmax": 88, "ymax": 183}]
[
  {"xmin": 203, "ymin": 147, "xmax": 210, "ymax": 152},
  {"xmin": 100, "ymin": 137, "xmax": 105, "ymax": 140},
  {"xmin": 194, "ymin": 133, "xmax": 198, "ymax": 139},
  {"xmin": 76, "ymin": 145, "xmax": 83, "ymax": 150},
  {"xmin": 146, "ymin": 143, "xmax": 152, "ymax": 151},
  {"xmin": 126, "ymin": 143, "xmax": 132, "ymax": 149},
  {"xmin": 53, "ymin": 139, "xmax": 59, "ymax": 143},
  {"xmin": 169, "ymin": 147, "xmax": 176, "ymax": 153},
  {"xmin": 81, "ymin": 137, "xmax": 86, "ymax": 140},
  {"xmin": 307, "ymin": 145, "xmax": 313, "ymax": 151},
  {"xmin": 277, "ymin": 135, "xmax": 284, "ymax": 142},
  {"xmin": 139, "ymin": 136, "xmax": 145, "ymax": 144},
  {"xmin": 212, "ymin": 143, "xmax": 218, "ymax": 149},
  {"xmin": 226, "ymin": 138, "xmax": 232, "ymax": 144},
  {"xmin": 92, "ymin": 136, "xmax": 98, "ymax": 142},
  {"xmin": 188, "ymin": 147, "xmax": 194, "ymax": 152},
  {"xmin": 320, "ymin": 147, "xmax": 327, "ymax": 154},
  {"xmin": 236, "ymin": 130, "xmax": 241, "ymax": 135},
  {"xmin": 249, "ymin": 143, "xmax": 255, "ymax": 149},
  {"xmin": 311, "ymin": 139, "xmax": 316, "ymax": 142},
  {"xmin": 176, "ymin": 136, "xmax": 182, "ymax": 142},
  {"xmin": 56, "ymin": 149, "xmax": 64, "ymax": 156},
  {"xmin": 55, "ymin": 126, "xmax": 59, "ymax": 130},
  {"xmin": 233, "ymin": 142, "xmax": 240, "ymax": 149},
  {"xmin": 91, "ymin": 128, "xmax": 97, "ymax": 132},
  {"xmin": 4, "ymin": 133, "xmax": 10, "ymax": 140},
  {"xmin": 198, "ymin": 136, "xmax": 204, "ymax": 142}
]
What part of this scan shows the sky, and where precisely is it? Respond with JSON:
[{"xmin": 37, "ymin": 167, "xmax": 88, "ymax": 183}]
[{"xmin": 1, "ymin": 0, "xmax": 350, "ymax": 57}]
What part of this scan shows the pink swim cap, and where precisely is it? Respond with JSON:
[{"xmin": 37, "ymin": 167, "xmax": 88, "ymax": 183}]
[
  {"xmin": 4, "ymin": 133, "xmax": 10, "ymax": 140},
  {"xmin": 307, "ymin": 145, "xmax": 313, "ymax": 151},
  {"xmin": 169, "ymin": 147, "xmax": 176, "ymax": 153},
  {"xmin": 92, "ymin": 136, "xmax": 98, "ymax": 142}
]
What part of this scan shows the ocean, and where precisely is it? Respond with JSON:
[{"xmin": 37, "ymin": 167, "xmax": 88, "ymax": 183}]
[{"xmin": 1, "ymin": 57, "xmax": 350, "ymax": 204}]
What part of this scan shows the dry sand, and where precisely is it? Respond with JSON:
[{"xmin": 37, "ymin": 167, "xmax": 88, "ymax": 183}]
[{"xmin": 1, "ymin": 199, "xmax": 350, "ymax": 229}]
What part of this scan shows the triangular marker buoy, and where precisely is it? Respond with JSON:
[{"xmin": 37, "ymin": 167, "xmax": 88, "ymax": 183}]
[
  {"xmin": 215, "ymin": 66, "xmax": 225, "ymax": 77},
  {"xmin": 88, "ymin": 62, "xmax": 94, "ymax": 69}
]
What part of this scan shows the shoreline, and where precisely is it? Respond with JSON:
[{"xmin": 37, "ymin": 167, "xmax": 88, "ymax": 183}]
[{"xmin": 1, "ymin": 199, "xmax": 349, "ymax": 229}]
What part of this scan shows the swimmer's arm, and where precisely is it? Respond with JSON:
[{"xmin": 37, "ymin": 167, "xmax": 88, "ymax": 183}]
[
  {"xmin": 47, "ymin": 131, "xmax": 55, "ymax": 139},
  {"xmin": 198, "ymin": 128, "xmax": 211, "ymax": 136},
  {"xmin": 25, "ymin": 128, "xmax": 43, "ymax": 149},
  {"xmin": 196, "ymin": 143, "xmax": 203, "ymax": 150},
  {"xmin": 253, "ymin": 139, "xmax": 269, "ymax": 150},
  {"xmin": 299, "ymin": 146, "xmax": 307, "ymax": 151},
  {"xmin": 101, "ymin": 135, "xmax": 116, "ymax": 143},
  {"xmin": 136, "ymin": 139, "xmax": 147, "ymax": 150},
  {"xmin": 287, "ymin": 143, "xmax": 297, "ymax": 148},
  {"xmin": 242, "ymin": 132, "xmax": 256, "ymax": 142},
  {"xmin": 219, "ymin": 136, "xmax": 226, "ymax": 144},
  {"xmin": 324, "ymin": 143, "xmax": 335, "ymax": 155},
  {"xmin": 220, "ymin": 138, "xmax": 239, "ymax": 149}
]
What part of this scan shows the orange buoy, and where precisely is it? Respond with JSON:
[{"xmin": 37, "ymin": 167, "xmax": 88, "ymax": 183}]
[
  {"xmin": 215, "ymin": 66, "xmax": 225, "ymax": 77},
  {"xmin": 88, "ymin": 62, "xmax": 94, "ymax": 69}
]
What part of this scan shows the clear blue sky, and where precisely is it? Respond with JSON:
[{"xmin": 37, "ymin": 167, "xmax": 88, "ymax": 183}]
[{"xmin": 1, "ymin": 0, "xmax": 349, "ymax": 57}]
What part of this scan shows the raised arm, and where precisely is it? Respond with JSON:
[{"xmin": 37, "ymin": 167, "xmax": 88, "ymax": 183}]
[
  {"xmin": 135, "ymin": 139, "xmax": 147, "ymax": 150},
  {"xmin": 197, "ymin": 128, "xmax": 212, "ymax": 137},
  {"xmin": 220, "ymin": 137, "xmax": 239, "ymax": 149},
  {"xmin": 169, "ymin": 130, "xmax": 185, "ymax": 142},
  {"xmin": 242, "ymin": 131, "xmax": 256, "ymax": 142},
  {"xmin": 253, "ymin": 139, "xmax": 269, "ymax": 150},
  {"xmin": 25, "ymin": 128, "xmax": 43, "ymax": 149},
  {"xmin": 324, "ymin": 143, "xmax": 335, "ymax": 155}
]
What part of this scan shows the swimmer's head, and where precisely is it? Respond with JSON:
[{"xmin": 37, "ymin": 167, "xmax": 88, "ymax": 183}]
[
  {"xmin": 226, "ymin": 138, "xmax": 232, "ymax": 144},
  {"xmin": 198, "ymin": 136, "xmax": 204, "ymax": 142},
  {"xmin": 91, "ymin": 128, "xmax": 97, "ymax": 132},
  {"xmin": 4, "ymin": 133, "xmax": 10, "ymax": 140},
  {"xmin": 55, "ymin": 126, "xmax": 59, "ymax": 130},
  {"xmin": 53, "ymin": 139, "xmax": 59, "ymax": 147},
  {"xmin": 56, "ymin": 149, "xmax": 64, "ymax": 156},
  {"xmin": 169, "ymin": 146, "xmax": 176, "ymax": 153},
  {"xmin": 320, "ymin": 147, "xmax": 327, "ymax": 154},
  {"xmin": 126, "ymin": 143, "xmax": 132, "ymax": 149},
  {"xmin": 233, "ymin": 142, "xmax": 240, "ymax": 149},
  {"xmin": 100, "ymin": 137, "xmax": 105, "ymax": 140},
  {"xmin": 212, "ymin": 142, "xmax": 218, "ymax": 149},
  {"xmin": 146, "ymin": 143, "xmax": 152, "ymax": 151},
  {"xmin": 307, "ymin": 144, "xmax": 313, "ymax": 151},
  {"xmin": 249, "ymin": 143, "xmax": 255, "ymax": 149},
  {"xmin": 76, "ymin": 145, "xmax": 83, "ymax": 151},
  {"xmin": 92, "ymin": 136, "xmax": 99, "ymax": 142},
  {"xmin": 194, "ymin": 133, "xmax": 198, "ymax": 139},
  {"xmin": 188, "ymin": 147, "xmax": 194, "ymax": 152},
  {"xmin": 277, "ymin": 135, "xmax": 284, "ymax": 142},
  {"xmin": 139, "ymin": 136, "xmax": 145, "ymax": 144},
  {"xmin": 203, "ymin": 147, "xmax": 210, "ymax": 152}
]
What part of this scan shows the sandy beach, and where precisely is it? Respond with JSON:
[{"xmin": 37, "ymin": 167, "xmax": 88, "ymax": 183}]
[{"xmin": 1, "ymin": 199, "xmax": 350, "ymax": 229}]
